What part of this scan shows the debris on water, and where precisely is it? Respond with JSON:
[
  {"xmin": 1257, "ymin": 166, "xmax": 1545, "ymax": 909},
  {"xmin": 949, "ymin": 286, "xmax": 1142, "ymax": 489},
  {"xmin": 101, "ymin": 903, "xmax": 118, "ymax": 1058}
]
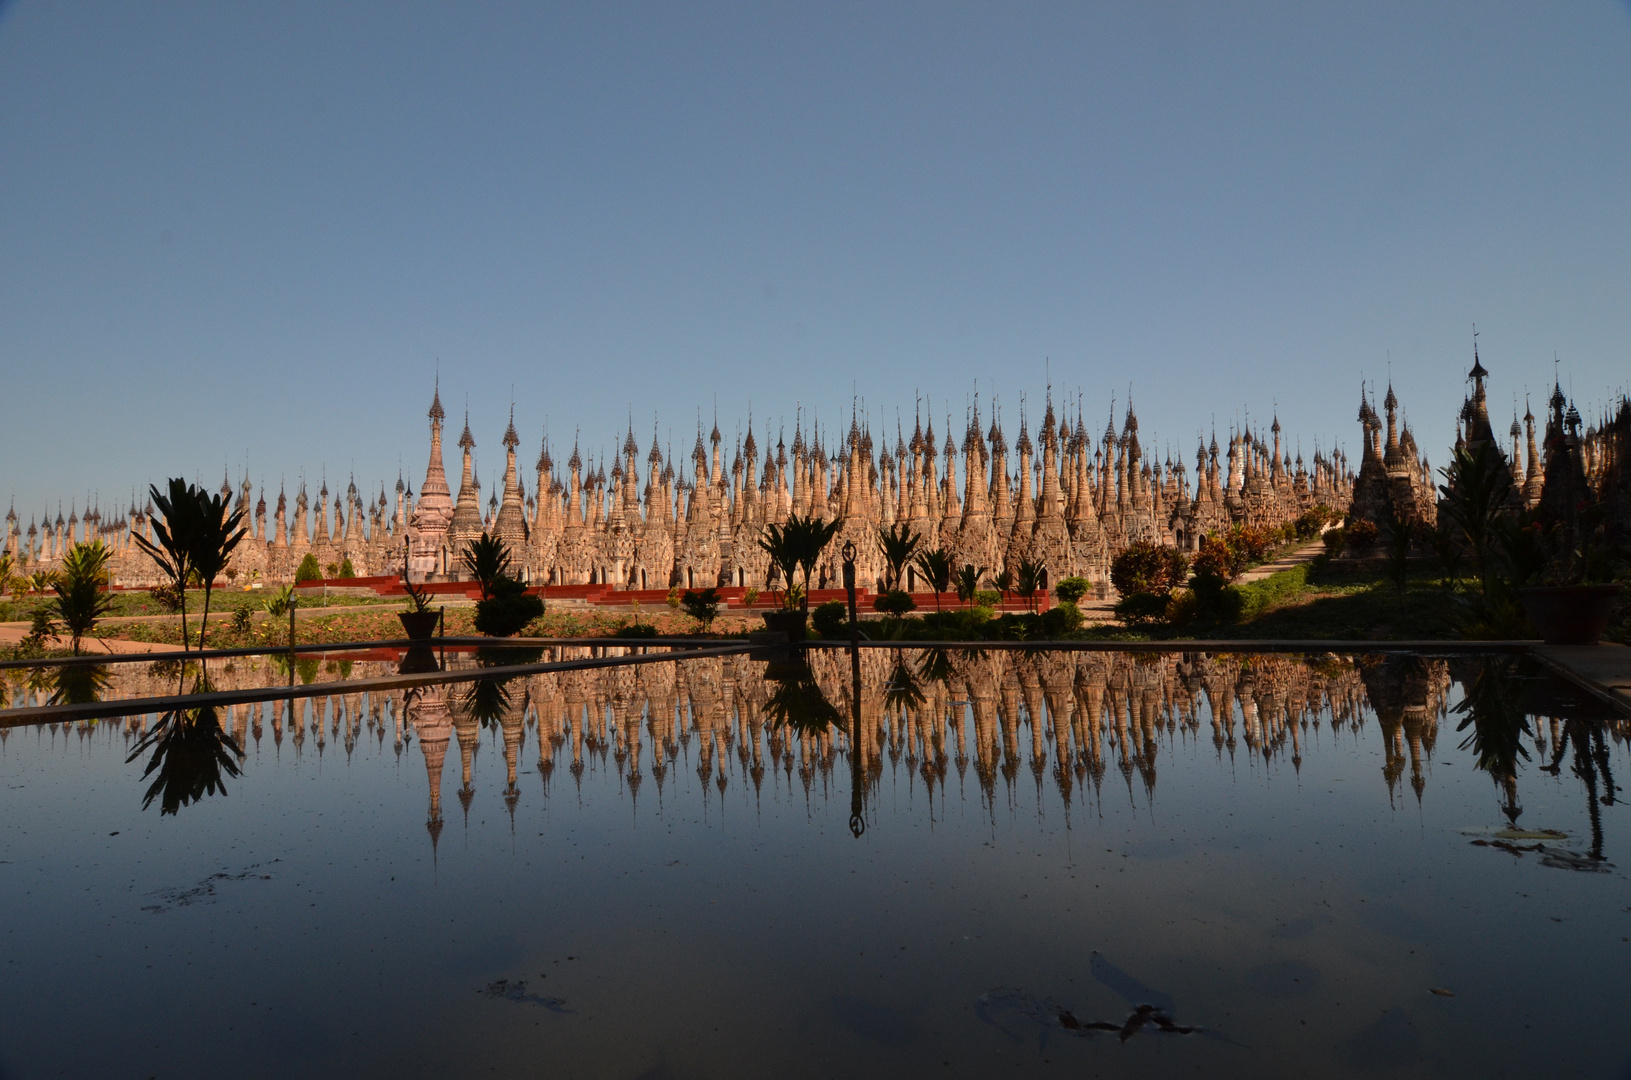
[
  {"xmin": 977, "ymin": 988, "xmax": 1218, "ymax": 1044},
  {"xmin": 1090, "ymin": 951, "xmax": 1175, "ymax": 1014},
  {"xmin": 480, "ymin": 979, "xmax": 571, "ymax": 1012},
  {"xmin": 1428, "ymin": 987, "xmax": 1455, "ymax": 997},
  {"xmin": 1459, "ymin": 827, "xmax": 1567, "ymax": 841},
  {"xmin": 1467, "ymin": 839, "xmax": 1611, "ymax": 872},
  {"xmin": 141, "ymin": 861, "xmax": 279, "ymax": 912}
]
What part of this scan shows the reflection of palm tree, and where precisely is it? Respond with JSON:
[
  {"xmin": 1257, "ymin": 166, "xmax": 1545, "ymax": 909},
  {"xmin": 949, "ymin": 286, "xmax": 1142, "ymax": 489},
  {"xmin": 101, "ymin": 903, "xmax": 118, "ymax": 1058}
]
[
  {"xmin": 46, "ymin": 664, "xmax": 111, "ymax": 706},
  {"xmin": 126, "ymin": 675, "xmax": 244, "ymax": 815},
  {"xmin": 883, "ymin": 653, "xmax": 925, "ymax": 715},
  {"xmin": 764, "ymin": 665, "xmax": 844, "ymax": 738},
  {"xmin": 1544, "ymin": 718, "xmax": 1616, "ymax": 862},
  {"xmin": 1451, "ymin": 657, "xmax": 1532, "ymax": 823}
]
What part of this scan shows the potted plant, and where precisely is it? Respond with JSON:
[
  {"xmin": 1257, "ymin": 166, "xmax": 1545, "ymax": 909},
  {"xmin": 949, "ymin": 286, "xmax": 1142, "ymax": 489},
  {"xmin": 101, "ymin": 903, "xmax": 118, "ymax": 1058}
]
[
  {"xmin": 398, "ymin": 577, "xmax": 441, "ymax": 640},
  {"xmin": 1515, "ymin": 532, "xmax": 1625, "ymax": 645}
]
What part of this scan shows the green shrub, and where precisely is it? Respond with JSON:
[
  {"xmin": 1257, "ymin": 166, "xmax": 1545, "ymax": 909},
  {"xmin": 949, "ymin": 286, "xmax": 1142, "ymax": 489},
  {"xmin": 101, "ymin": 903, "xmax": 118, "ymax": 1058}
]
[
  {"xmin": 1053, "ymin": 576, "xmax": 1091, "ymax": 605},
  {"xmin": 473, "ymin": 578, "xmax": 545, "ymax": 637},
  {"xmin": 991, "ymin": 612, "xmax": 1045, "ymax": 640},
  {"xmin": 1322, "ymin": 527, "xmax": 1347, "ymax": 557},
  {"xmin": 295, "ymin": 553, "xmax": 323, "ymax": 583},
  {"xmin": 917, "ymin": 608, "xmax": 994, "ymax": 640},
  {"xmin": 873, "ymin": 589, "xmax": 916, "ymax": 616},
  {"xmin": 1295, "ymin": 507, "xmax": 1331, "ymax": 539},
  {"xmin": 148, "ymin": 583, "xmax": 185, "ymax": 613},
  {"xmin": 1164, "ymin": 588, "xmax": 1198, "ymax": 629},
  {"xmin": 1113, "ymin": 591, "xmax": 1172, "ymax": 627},
  {"xmin": 1041, "ymin": 602, "xmax": 1083, "ymax": 637},
  {"xmin": 1111, "ymin": 543, "xmax": 1188, "ymax": 596},
  {"xmin": 811, "ymin": 600, "xmax": 849, "ymax": 639},
  {"xmin": 681, "ymin": 587, "xmax": 721, "ymax": 630},
  {"xmin": 262, "ymin": 584, "xmax": 294, "ymax": 618},
  {"xmin": 337, "ymin": 557, "xmax": 356, "ymax": 579},
  {"xmin": 973, "ymin": 589, "xmax": 1002, "ymax": 607},
  {"xmin": 613, "ymin": 622, "xmax": 659, "ymax": 639},
  {"xmin": 1345, "ymin": 519, "xmax": 1379, "ymax": 549}
]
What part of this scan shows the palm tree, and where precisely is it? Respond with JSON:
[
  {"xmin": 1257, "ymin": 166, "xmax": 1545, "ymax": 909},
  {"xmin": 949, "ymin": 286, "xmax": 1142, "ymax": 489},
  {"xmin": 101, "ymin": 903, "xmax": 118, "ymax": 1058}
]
[
  {"xmin": 1015, "ymin": 557, "xmax": 1045, "ymax": 613},
  {"xmin": 191, "ymin": 487, "xmax": 247, "ymax": 651},
  {"xmin": 461, "ymin": 534, "xmax": 514, "ymax": 599},
  {"xmin": 877, "ymin": 523, "xmax": 922, "ymax": 591},
  {"xmin": 134, "ymin": 478, "xmax": 202, "ymax": 650},
  {"xmin": 52, "ymin": 540, "xmax": 114, "ymax": 654},
  {"xmin": 954, "ymin": 563, "xmax": 984, "ymax": 607},
  {"xmin": 993, "ymin": 568, "xmax": 1014, "ymax": 606},
  {"xmin": 1437, "ymin": 441, "xmax": 1515, "ymax": 595},
  {"xmin": 795, "ymin": 516, "xmax": 844, "ymax": 612},
  {"xmin": 761, "ymin": 514, "xmax": 844, "ymax": 614},
  {"xmin": 758, "ymin": 520, "xmax": 803, "ymax": 609},
  {"xmin": 912, "ymin": 547, "xmax": 953, "ymax": 611}
]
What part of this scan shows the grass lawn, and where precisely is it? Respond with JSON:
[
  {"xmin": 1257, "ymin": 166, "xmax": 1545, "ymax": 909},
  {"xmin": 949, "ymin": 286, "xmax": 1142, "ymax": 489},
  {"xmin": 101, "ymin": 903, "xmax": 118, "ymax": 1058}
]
[
  {"xmin": 91, "ymin": 605, "xmax": 761, "ymax": 647},
  {"xmin": 1205, "ymin": 564, "xmax": 1464, "ymax": 639},
  {"xmin": 0, "ymin": 588, "xmax": 404, "ymax": 623}
]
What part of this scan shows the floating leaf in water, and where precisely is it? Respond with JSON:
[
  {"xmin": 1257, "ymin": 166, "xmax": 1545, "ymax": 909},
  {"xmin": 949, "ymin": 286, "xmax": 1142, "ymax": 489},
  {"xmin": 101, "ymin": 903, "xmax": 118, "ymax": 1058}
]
[{"xmin": 479, "ymin": 979, "xmax": 570, "ymax": 1012}]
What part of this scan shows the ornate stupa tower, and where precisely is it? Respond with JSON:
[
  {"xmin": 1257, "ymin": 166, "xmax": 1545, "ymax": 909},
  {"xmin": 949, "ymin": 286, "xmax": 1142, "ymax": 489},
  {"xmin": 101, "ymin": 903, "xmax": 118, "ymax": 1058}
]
[{"xmin": 408, "ymin": 381, "xmax": 455, "ymax": 579}]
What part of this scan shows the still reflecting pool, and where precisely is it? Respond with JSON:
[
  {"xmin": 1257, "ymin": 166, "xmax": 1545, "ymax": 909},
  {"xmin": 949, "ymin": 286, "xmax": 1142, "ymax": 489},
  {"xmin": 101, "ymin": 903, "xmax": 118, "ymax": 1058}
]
[{"xmin": 0, "ymin": 648, "xmax": 1626, "ymax": 1078}]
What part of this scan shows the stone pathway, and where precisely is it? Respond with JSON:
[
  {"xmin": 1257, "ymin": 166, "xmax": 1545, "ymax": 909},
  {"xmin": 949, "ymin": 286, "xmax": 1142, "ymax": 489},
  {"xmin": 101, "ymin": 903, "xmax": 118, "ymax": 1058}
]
[
  {"xmin": 1237, "ymin": 538, "xmax": 1329, "ymax": 583},
  {"xmin": 1534, "ymin": 642, "xmax": 1631, "ymax": 712}
]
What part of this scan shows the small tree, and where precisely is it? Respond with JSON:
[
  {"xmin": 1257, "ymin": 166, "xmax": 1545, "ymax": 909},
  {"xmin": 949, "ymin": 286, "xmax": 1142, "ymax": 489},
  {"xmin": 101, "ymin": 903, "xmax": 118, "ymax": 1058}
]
[
  {"xmin": 190, "ymin": 486, "xmax": 247, "ymax": 650},
  {"xmin": 1109, "ymin": 542, "xmax": 1188, "ymax": 597},
  {"xmin": 681, "ymin": 587, "xmax": 720, "ymax": 631},
  {"xmin": 134, "ymin": 478, "xmax": 202, "ymax": 650},
  {"xmin": 294, "ymin": 553, "xmax": 323, "ymax": 583},
  {"xmin": 760, "ymin": 514, "xmax": 844, "ymax": 614},
  {"xmin": 1053, "ymin": 576, "xmax": 1090, "ymax": 605},
  {"xmin": 337, "ymin": 557, "xmax": 356, "ymax": 579},
  {"xmin": 795, "ymin": 517, "xmax": 844, "ymax": 612},
  {"xmin": 52, "ymin": 540, "xmax": 114, "ymax": 654},
  {"xmin": 954, "ymin": 564, "xmax": 985, "ymax": 607},
  {"xmin": 464, "ymin": 535, "xmax": 542, "ymax": 636},
  {"xmin": 1014, "ymin": 557, "xmax": 1045, "ymax": 613},
  {"xmin": 461, "ymin": 534, "xmax": 512, "ymax": 600},
  {"xmin": 877, "ymin": 523, "xmax": 922, "ymax": 591},
  {"xmin": 912, "ymin": 547, "xmax": 953, "ymax": 610}
]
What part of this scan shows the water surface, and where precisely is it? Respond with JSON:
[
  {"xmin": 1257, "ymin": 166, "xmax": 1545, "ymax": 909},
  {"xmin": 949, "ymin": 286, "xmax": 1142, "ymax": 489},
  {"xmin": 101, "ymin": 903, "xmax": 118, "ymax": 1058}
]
[{"xmin": 1, "ymin": 648, "xmax": 1626, "ymax": 1079}]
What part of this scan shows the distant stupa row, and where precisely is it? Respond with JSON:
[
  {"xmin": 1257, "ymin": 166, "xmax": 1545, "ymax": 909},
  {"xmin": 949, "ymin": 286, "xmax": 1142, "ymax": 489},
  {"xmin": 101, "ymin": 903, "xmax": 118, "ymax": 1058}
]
[
  {"xmin": 8, "ymin": 354, "xmax": 1624, "ymax": 591},
  {"xmin": 5, "ymin": 380, "xmax": 1351, "ymax": 591}
]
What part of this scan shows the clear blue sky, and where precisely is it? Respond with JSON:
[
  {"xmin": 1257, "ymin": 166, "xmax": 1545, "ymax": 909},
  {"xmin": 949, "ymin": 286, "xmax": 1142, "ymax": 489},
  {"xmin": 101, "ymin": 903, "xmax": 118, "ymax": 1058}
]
[{"xmin": 3, "ymin": 2, "xmax": 1628, "ymax": 518}]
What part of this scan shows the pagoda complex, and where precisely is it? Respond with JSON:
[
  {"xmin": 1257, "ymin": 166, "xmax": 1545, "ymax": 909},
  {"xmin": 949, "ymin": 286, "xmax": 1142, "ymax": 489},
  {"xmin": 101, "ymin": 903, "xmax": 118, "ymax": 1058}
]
[{"xmin": 5, "ymin": 379, "xmax": 1360, "ymax": 593}]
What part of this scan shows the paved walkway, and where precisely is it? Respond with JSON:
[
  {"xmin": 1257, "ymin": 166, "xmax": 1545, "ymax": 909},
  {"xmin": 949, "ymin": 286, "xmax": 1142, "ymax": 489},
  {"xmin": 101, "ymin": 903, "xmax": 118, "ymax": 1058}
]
[
  {"xmin": 1237, "ymin": 538, "xmax": 1329, "ymax": 583},
  {"xmin": 1533, "ymin": 642, "xmax": 1631, "ymax": 713}
]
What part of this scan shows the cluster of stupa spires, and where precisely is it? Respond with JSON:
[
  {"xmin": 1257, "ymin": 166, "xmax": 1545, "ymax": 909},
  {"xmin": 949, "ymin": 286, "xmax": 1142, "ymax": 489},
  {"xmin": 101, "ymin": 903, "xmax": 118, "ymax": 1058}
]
[
  {"xmin": 399, "ymin": 380, "xmax": 1351, "ymax": 592},
  {"xmin": 2, "ymin": 377, "xmax": 1358, "ymax": 589}
]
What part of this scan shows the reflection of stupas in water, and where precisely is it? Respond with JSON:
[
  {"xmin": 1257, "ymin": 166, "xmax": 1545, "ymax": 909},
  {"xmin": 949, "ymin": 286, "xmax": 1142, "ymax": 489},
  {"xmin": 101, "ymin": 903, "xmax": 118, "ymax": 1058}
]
[
  {"xmin": 411, "ymin": 686, "xmax": 452, "ymax": 854},
  {"xmin": 1359, "ymin": 655, "xmax": 1451, "ymax": 805},
  {"xmin": 452, "ymin": 688, "xmax": 480, "ymax": 823},
  {"xmin": 58, "ymin": 642, "xmax": 1599, "ymax": 832}
]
